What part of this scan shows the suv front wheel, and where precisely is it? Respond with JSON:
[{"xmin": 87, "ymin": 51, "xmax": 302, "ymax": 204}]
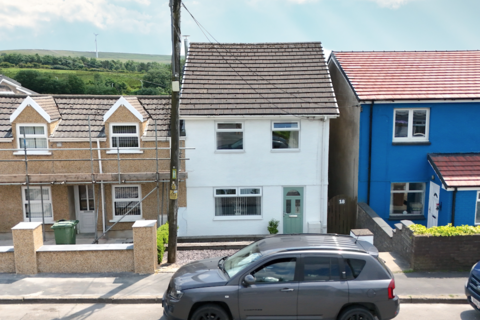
[
  {"xmin": 190, "ymin": 304, "xmax": 230, "ymax": 320},
  {"xmin": 338, "ymin": 306, "xmax": 374, "ymax": 320}
]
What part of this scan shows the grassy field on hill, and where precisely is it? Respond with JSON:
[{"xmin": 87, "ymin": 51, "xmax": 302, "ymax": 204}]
[
  {"xmin": 0, "ymin": 49, "xmax": 172, "ymax": 63},
  {"xmin": 1, "ymin": 68, "xmax": 144, "ymax": 91}
]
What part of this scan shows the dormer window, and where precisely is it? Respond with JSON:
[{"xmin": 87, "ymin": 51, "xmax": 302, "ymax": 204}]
[
  {"xmin": 14, "ymin": 124, "xmax": 50, "ymax": 155},
  {"xmin": 107, "ymin": 123, "xmax": 142, "ymax": 154}
]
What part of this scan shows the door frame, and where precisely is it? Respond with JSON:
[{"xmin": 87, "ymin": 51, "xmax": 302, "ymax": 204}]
[
  {"xmin": 283, "ymin": 186, "xmax": 304, "ymax": 234},
  {"xmin": 427, "ymin": 181, "xmax": 440, "ymax": 228},
  {"xmin": 74, "ymin": 185, "xmax": 96, "ymax": 233}
]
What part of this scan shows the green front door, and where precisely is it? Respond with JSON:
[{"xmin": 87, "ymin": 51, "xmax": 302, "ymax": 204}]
[{"xmin": 283, "ymin": 187, "xmax": 303, "ymax": 234}]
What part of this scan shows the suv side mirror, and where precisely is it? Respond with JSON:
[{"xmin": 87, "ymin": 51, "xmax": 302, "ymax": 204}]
[{"xmin": 244, "ymin": 274, "xmax": 256, "ymax": 286}]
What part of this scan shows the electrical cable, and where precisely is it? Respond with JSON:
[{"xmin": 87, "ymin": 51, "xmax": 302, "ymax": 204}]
[{"xmin": 181, "ymin": 2, "xmax": 341, "ymax": 119}]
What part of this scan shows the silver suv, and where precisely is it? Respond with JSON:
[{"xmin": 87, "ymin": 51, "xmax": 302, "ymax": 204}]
[{"xmin": 163, "ymin": 234, "xmax": 400, "ymax": 320}]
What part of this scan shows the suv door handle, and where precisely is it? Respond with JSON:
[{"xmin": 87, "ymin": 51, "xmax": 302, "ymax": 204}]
[{"xmin": 280, "ymin": 288, "xmax": 294, "ymax": 292}]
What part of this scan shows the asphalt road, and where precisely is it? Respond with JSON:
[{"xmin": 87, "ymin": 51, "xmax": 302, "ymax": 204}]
[{"xmin": 1, "ymin": 303, "xmax": 480, "ymax": 320}]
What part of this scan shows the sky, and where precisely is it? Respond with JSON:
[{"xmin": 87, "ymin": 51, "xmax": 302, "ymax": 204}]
[{"xmin": 0, "ymin": 0, "xmax": 479, "ymax": 57}]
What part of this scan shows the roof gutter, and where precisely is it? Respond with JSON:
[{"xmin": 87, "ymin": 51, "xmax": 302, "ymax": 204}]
[{"xmin": 180, "ymin": 114, "xmax": 339, "ymax": 120}]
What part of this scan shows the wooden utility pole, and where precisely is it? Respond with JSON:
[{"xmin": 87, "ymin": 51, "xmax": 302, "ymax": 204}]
[{"xmin": 168, "ymin": 0, "xmax": 181, "ymax": 263}]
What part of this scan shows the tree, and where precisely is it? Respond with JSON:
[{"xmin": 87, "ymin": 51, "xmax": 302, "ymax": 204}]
[
  {"xmin": 63, "ymin": 74, "xmax": 86, "ymax": 94},
  {"xmin": 143, "ymin": 65, "xmax": 171, "ymax": 94}
]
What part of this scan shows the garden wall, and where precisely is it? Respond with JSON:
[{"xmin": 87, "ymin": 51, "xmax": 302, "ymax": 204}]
[
  {"xmin": 1, "ymin": 220, "xmax": 157, "ymax": 275},
  {"xmin": 357, "ymin": 202, "xmax": 480, "ymax": 271}
]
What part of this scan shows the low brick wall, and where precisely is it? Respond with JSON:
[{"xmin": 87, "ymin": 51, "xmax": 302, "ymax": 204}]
[
  {"xmin": 0, "ymin": 220, "xmax": 157, "ymax": 274},
  {"xmin": 357, "ymin": 202, "xmax": 480, "ymax": 271},
  {"xmin": 0, "ymin": 249, "xmax": 15, "ymax": 273},
  {"xmin": 37, "ymin": 246, "xmax": 134, "ymax": 273},
  {"xmin": 413, "ymin": 234, "xmax": 480, "ymax": 271}
]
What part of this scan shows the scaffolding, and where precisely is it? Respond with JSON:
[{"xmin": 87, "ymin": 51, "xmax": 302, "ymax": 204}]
[{"xmin": 0, "ymin": 118, "xmax": 191, "ymax": 243}]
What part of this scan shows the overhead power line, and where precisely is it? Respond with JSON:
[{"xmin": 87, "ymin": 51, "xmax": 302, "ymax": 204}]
[{"xmin": 181, "ymin": 3, "xmax": 339, "ymax": 119}]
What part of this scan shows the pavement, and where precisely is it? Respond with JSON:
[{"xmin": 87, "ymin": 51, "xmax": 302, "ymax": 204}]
[{"xmin": 0, "ymin": 244, "xmax": 471, "ymax": 305}]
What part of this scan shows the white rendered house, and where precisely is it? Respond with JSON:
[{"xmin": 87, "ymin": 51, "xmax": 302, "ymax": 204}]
[{"xmin": 178, "ymin": 42, "xmax": 339, "ymax": 237}]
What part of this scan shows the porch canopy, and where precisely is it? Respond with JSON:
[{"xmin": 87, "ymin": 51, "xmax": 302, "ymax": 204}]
[{"xmin": 428, "ymin": 153, "xmax": 480, "ymax": 189}]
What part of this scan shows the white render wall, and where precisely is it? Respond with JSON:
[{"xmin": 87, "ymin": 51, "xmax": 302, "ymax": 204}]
[{"xmin": 181, "ymin": 117, "xmax": 330, "ymax": 237}]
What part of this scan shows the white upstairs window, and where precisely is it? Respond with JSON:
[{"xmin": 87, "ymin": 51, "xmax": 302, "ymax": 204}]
[
  {"xmin": 393, "ymin": 109, "xmax": 429, "ymax": 142},
  {"xmin": 108, "ymin": 123, "xmax": 142, "ymax": 154}
]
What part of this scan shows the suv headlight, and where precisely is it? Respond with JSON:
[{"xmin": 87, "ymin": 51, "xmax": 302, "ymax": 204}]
[{"xmin": 168, "ymin": 283, "xmax": 184, "ymax": 300}]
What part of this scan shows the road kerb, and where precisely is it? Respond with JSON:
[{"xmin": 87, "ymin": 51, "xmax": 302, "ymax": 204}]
[
  {"xmin": 0, "ymin": 296, "xmax": 164, "ymax": 304},
  {"xmin": 399, "ymin": 295, "xmax": 468, "ymax": 304}
]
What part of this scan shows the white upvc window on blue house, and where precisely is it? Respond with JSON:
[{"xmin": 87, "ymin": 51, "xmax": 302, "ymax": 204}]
[
  {"xmin": 214, "ymin": 187, "xmax": 261, "ymax": 216},
  {"xmin": 390, "ymin": 182, "xmax": 425, "ymax": 216},
  {"xmin": 475, "ymin": 192, "xmax": 480, "ymax": 225},
  {"xmin": 393, "ymin": 109, "xmax": 429, "ymax": 142}
]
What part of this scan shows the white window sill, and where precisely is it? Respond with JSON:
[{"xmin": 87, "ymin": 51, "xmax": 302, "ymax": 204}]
[
  {"xmin": 271, "ymin": 148, "xmax": 300, "ymax": 153},
  {"xmin": 215, "ymin": 150, "xmax": 245, "ymax": 154},
  {"xmin": 213, "ymin": 215, "xmax": 263, "ymax": 221},
  {"xmin": 14, "ymin": 151, "xmax": 52, "ymax": 156},
  {"xmin": 392, "ymin": 138, "xmax": 429, "ymax": 143},
  {"xmin": 109, "ymin": 216, "xmax": 142, "ymax": 223},
  {"xmin": 106, "ymin": 150, "xmax": 143, "ymax": 154}
]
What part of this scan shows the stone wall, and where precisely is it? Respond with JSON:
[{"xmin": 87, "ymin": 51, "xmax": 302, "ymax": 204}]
[
  {"xmin": 0, "ymin": 220, "xmax": 157, "ymax": 274},
  {"xmin": 357, "ymin": 202, "xmax": 480, "ymax": 271},
  {"xmin": 37, "ymin": 248, "xmax": 134, "ymax": 273},
  {"xmin": 0, "ymin": 249, "xmax": 15, "ymax": 273}
]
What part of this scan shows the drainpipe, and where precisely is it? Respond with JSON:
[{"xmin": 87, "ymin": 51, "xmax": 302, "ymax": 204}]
[
  {"xmin": 451, "ymin": 188, "xmax": 457, "ymax": 227},
  {"xmin": 367, "ymin": 102, "xmax": 374, "ymax": 205},
  {"xmin": 97, "ymin": 139, "xmax": 106, "ymax": 233}
]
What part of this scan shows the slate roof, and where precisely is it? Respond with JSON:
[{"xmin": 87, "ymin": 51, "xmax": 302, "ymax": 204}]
[
  {"xmin": 331, "ymin": 51, "xmax": 480, "ymax": 101},
  {"xmin": 0, "ymin": 95, "xmax": 171, "ymax": 139},
  {"xmin": 34, "ymin": 96, "xmax": 61, "ymax": 121},
  {"xmin": 428, "ymin": 153, "xmax": 480, "ymax": 188},
  {"xmin": 181, "ymin": 42, "xmax": 338, "ymax": 116}
]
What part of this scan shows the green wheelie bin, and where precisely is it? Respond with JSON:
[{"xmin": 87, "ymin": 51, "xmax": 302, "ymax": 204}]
[{"xmin": 51, "ymin": 220, "xmax": 79, "ymax": 245}]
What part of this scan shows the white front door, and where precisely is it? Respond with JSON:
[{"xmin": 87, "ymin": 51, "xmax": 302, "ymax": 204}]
[
  {"xmin": 427, "ymin": 182, "xmax": 440, "ymax": 228},
  {"xmin": 75, "ymin": 185, "xmax": 96, "ymax": 233}
]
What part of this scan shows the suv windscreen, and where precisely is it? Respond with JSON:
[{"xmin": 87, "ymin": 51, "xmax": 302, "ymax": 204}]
[
  {"xmin": 303, "ymin": 257, "xmax": 341, "ymax": 281},
  {"xmin": 345, "ymin": 259, "xmax": 366, "ymax": 279},
  {"xmin": 224, "ymin": 242, "xmax": 263, "ymax": 277}
]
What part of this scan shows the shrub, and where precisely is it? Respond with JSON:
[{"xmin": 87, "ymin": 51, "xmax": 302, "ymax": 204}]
[
  {"xmin": 267, "ymin": 219, "xmax": 280, "ymax": 234},
  {"xmin": 410, "ymin": 223, "xmax": 480, "ymax": 236},
  {"xmin": 0, "ymin": 62, "xmax": 13, "ymax": 68},
  {"xmin": 157, "ymin": 222, "xmax": 169, "ymax": 263}
]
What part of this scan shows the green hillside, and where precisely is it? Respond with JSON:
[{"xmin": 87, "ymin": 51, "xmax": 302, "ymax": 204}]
[
  {"xmin": 0, "ymin": 49, "xmax": 171, "ymax": 63},
  {"xmin": 1, "ymin": 68, "xmax": 144, "ymax": 90}
]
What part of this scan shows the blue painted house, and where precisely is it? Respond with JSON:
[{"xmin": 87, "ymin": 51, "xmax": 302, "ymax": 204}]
[{"xmin": 327, "ymin": 51, "xmax": 480, "ymax": 228}]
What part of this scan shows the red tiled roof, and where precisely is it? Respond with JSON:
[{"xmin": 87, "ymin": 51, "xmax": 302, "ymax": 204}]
[
  {"xmin": 331, "ymin": 51, "xmax": 480, "ymax": 101},
  {"xmin": 429, "ymin": 154, "xmax": 480, "ymax": 188}
]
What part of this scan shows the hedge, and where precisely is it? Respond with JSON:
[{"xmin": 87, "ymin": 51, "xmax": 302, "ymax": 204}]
[
  {"xmin": 410, "ymin": 223, "xmax": 480, "ymax": 236},
  {"xmin": 157, "ymin": 223, "xmax": 169, "ymax": 263}
]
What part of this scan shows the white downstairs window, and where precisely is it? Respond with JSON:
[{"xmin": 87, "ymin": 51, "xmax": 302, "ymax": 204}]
[
  {"xmin": 22, "ymin": 186, "xmax": 53, "ymax": 223},
  {"xmin": 112, "ymin": 185, "xmax": 142, "ymax": 221},
  {"xmin": 390, "ymin": 183, "xmax": 425, "ymax": 216},
  {"xmin": 214, "ymin": 187, "xmax": 262, "ymax": 216}
]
